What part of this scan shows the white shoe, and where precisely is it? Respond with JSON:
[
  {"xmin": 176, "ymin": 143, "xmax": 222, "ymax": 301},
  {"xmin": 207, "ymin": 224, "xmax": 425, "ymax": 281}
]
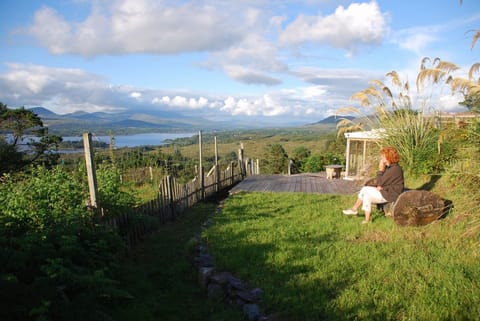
[{"xmin": 342, "ymin": 209, "xmax": 358, "ymax": 215}]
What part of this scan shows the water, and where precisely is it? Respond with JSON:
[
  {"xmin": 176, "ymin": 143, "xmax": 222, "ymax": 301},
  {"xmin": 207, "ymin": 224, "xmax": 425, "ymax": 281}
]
[{"xmin": 62, "ymin": 132, "xmax": 196, "ymax": 148}]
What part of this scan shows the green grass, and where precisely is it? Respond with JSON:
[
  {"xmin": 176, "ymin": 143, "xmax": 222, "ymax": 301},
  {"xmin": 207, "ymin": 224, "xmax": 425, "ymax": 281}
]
[
  {"xmin": 107, "ymin": 202, "xmax": 245, "ymax": 321},
  {"xmin": 204, "ymin": 192, "xmax": 480, "ymax": 321}
]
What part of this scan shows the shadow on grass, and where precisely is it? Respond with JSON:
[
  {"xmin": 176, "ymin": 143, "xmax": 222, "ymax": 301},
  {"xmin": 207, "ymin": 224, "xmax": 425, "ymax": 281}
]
[{"xmin": 416, "ymin": 174, "xmax": 441, "ymax": 191}]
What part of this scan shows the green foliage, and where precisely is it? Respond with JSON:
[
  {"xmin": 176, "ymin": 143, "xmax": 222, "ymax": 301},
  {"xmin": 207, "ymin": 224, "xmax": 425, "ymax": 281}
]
[
  {"xmin": 96, "ymin": 164, "xmax": 139, "ymax": 215},
  {"xmin": 381, "ymin": 109, "xmax": 444, "ymax": 175},
  {"xmin": 459, "ymin": 92, "xmax": 480, "ymax": 113},
  {"xmin": 0, "ymin": 166, "xmax": 88, "ymax": 230},
  {"xmin": 261, "ymin": 143, "xmax": 289, "ymax": 174},
  {"xmin": 291, "ymin": 146, "xmax": 311, "ymax": 173},
  {"xmin": 204, "ymin": 192, "xmax": 480, "ymax": 321},
  {"xmin": 443, "ymin": 118, "xmax": 480, "ymax": 214},
  {"xmin": 0, "ymin": 166, "xmax": 127, "ymax": 321},
  {"xmin": 303, "ymin": 152, "xmax": 343, "ymax": 173},
  {"xmin": 0, "ymin": 102, "xmax": 63, "ymax": 174}
]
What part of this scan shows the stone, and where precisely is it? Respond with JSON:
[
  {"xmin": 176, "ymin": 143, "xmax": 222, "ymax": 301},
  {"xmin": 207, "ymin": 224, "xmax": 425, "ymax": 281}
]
[
  {"xmin": 210, "ymin": 271, "xmax": 234, "ymax": 286},
  {"xmin": 243, "ymin": 303, "xmax": 261, "ymax": 321},
  {"xmin": 207, "ymin": 283, "xmax": 224, "ymax": 300},
  {"xmin": 193, "ymin": 253, "xmax": 215, "ymax": 268},
  {"xmin": 250, "ymin": 288, "xmax": 264, "ymax": 301},
  {"xmin": 198, "ymin": 267, "xmax": 215, "ymax": 289},
  {"xmin": 228, "ymin": 277, "xmax": 248, "ymax": 291},
  {"xmin": 236, "ymin": 290, "xmax": 257, "ymax": 303}
]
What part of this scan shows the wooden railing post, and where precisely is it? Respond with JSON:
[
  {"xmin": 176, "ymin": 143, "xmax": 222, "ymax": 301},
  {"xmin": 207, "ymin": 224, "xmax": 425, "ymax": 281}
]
[
  {"xmin": 238, "ymin": 142, "xmax": 245, "ymax": 178},
  {"xmin": 83, "ymin": 132, "xmax": 99, "ymax": 209},
  {"xmin": 214, "ymin": 136, "xmax": 220, "ymax": 192},
  {"xmin": 230, "ymin": 161, "xmax": 235, "ymax": 185},
  {"xmin": 198, "ymin": 130, "xmax": 205, "ymax": 200}
]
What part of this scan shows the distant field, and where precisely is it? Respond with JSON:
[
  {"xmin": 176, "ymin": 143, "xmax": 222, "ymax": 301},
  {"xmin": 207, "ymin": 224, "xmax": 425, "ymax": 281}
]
[{"xmin": 158, "ymin": 125, "xmax": 341, "ymax": 160}]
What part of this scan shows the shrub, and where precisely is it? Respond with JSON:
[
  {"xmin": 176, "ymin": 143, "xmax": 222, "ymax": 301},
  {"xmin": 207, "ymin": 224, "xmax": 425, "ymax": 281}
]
[
  {"xmin": 0, "ymin": 166, "xmax": 128, "ymax": 321},
  {"xmin": 261, "ymin": 144, "xmax": 289, "ymax": 174}
]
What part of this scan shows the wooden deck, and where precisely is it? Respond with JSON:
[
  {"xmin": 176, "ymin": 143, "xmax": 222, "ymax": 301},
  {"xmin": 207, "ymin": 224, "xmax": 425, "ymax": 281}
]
[{"xmin": 229, "ymin": 173, "xmax": 361, "ymax": 195}]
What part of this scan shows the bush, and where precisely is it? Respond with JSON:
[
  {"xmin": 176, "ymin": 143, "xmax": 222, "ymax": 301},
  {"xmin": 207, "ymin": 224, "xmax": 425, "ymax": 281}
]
[
  {"xmin": 261, "ymin": 144, "xmax": 289, "ymax": 174},
  {"xmin": 0, "ymin": 166, "xmax": 128, "ymax": 321},
  {"xmin": 303, "ymin": 153, "xmax": 343, "ymax": 173}
]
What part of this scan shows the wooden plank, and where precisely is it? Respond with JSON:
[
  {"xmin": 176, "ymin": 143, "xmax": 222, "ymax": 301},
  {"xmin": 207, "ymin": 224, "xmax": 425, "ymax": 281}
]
[{"xmin": 229, "ymin": 173, "xmax": 360, "ymax": 195}]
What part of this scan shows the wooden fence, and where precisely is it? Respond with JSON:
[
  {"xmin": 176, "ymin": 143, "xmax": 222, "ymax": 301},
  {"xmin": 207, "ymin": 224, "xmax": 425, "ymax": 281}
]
[{"xmin": 103, "ymin": 158, "xmax": 260, "ymax": 247}]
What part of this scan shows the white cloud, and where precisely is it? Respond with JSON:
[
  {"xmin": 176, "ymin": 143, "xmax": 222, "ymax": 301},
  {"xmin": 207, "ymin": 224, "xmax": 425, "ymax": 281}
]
[
  {"xmin": 0, "ymin": 63, "xmax": 125, "ymax": 113},
  {"xmin": 130, "ymin": 91, "xmax": 142, "ymax": 99},
  {"xmin": 279, "ymin": 1, "xmax": 388, "ymax": 53},
  {"xmin": 224, "ymin": 65, "xmax": 282, "ymax": 85},
  {"xmin": 24, "ymin": 0, "xmax": 246, "ymax": 56},
  {"xmin": 391, "ymin": 27, "xmax": 438, "ymax": 54},
  {"xmin": 153, "ymin": 95, "xmax": 209, "ymax": 109},
  {"xmin": 0, "ymin": 63, "xmax": 357, "ymax": 122}
]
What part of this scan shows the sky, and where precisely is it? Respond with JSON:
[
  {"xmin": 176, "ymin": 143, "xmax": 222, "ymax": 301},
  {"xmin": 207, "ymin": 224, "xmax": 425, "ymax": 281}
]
[{"xmin": 0, "ymin": 0, "xmax": 479, "ymax": 126}]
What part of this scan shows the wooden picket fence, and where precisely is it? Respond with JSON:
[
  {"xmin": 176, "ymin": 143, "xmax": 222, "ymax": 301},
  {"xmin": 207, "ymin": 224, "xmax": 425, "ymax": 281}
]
[{"xmin": 102, "ymin": 159, "xmax": 260, "ymax": 247}]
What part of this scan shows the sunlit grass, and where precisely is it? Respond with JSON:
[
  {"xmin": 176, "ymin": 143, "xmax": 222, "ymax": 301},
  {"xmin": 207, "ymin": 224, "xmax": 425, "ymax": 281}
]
[{"xmin": 204, "ymin": 192, "xmax": 480, "ymax": 321}]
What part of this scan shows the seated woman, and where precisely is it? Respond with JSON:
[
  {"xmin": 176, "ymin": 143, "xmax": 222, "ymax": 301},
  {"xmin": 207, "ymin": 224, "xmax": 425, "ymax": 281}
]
[{"xmin": 342, "ymin": 146, "xmax": 404, "ymax": 224}]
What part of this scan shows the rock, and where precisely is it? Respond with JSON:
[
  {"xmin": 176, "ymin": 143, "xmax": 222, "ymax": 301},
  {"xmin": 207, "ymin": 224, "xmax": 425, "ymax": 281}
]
[
  {"xmin": 235, "ymin": 290, "xmax": 257, "ymax": 303},
  {"xmin": 228, "ymin": 276, "xmax": 248, "ymax": 291},
  {"xmin": 207, "ymin": 283, "xmax": 224, "ymax": 300},
  {"xmin": 393, "ymin": 190, "xmax": 447, "ymax": 226},
  {"xmin": 210, "ymin": 271, "xmax": 234, "ymax": 286},
  {"xmin": 250, "ymin": 288, "xmax": 264, "ymax": 301},
  {"xmin": 198, "ymin": 267, "xmax": 215, "ymax": 289},
  {"xmin": 243, "ymin": 303, "xmax": 261, "ymax": 321},
  {"xmin": 193, "ymin": 253, "xmax": 215, "ymax": 268}
]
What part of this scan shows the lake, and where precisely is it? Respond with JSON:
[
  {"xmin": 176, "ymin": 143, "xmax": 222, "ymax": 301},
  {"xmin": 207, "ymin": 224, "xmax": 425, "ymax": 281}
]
[{"xmin": 63, "ymin": 132, "xmax": 197, "ymax": 148}]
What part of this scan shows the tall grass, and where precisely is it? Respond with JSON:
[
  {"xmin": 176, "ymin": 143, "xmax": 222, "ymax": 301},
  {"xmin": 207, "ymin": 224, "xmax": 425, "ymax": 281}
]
[{"xmin": 204, "ymin": 192, "xmax": 480, "ymax": 321}]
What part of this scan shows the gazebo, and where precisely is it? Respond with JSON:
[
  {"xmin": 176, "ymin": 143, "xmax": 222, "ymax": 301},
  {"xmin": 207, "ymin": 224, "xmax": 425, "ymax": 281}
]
[{"xmin": 344, "ymin": 129, "xmax": 384, "ymax": 180}]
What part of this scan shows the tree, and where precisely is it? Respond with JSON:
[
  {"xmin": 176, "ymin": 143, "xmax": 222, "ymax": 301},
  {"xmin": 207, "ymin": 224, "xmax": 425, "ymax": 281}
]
[
  {"xmin": 262, "ymin": 144, "xmax": 289, "ymax": 174},
  {"xmin": 0, "ymin": 102, "xmax": 62, "ymax": 173},
  {"xmin": 459, "ymin": 91, "xmax": 480, "ymax": 113},
  {"xmin": 291, "ymin": 146, "xmax": 311, "ymax": 173}
]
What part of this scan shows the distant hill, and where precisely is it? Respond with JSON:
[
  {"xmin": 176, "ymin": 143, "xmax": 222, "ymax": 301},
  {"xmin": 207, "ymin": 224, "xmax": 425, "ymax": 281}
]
[
  {"xmin": 313, "ymin": 115, "xmax": 355, "ymax": 125},
  {"xmin": 26, "ymin": 107, "xmax": 350, "ymax": 136},
  {"xmin": 29, "ymin": 107, "xmax": 63, "ymax": 119},
  {"xmin": 27, "ymin": 107, "xmax": 240, "ymax": 136}
]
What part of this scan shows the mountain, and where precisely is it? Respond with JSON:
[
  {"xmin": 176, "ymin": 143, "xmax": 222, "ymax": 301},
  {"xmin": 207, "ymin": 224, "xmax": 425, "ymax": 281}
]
[
  {"xmin": 313, "ymin": 115, "xmax": 355, "ymax": 124},
  {"xmin": 27, "ymin": 107, "xmax": 235, "ymax": 136},
  {"xmin": 27, "ymin": 107, "xmax": 345, "ymax": 136},
  {"xmin": 29, "ymin": 107, "xmax": 63, "ymax": 119}
]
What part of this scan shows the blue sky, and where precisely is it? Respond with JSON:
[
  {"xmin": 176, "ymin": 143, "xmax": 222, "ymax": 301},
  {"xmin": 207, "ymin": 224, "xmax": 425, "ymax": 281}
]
[{"xmin": 0, "ymin": 0, "xmax": 479, "ymax": 126}]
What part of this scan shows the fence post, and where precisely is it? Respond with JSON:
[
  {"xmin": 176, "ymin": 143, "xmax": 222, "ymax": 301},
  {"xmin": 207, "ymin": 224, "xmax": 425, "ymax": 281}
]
[
  {"xmin": 238, "ymin": 142, "xmax": 245, "ymax": 178},
  {"xmin": 214, "ymin": 136, "xmax": 220, "ymax": 192},
  {"xmin": 198, "ymin": 130, "xmax": 205, "ymax": 200},
  {"xmin": 230, "ymin": 161, "xmax": 235, "ymax": 185},
  {"xmin": 83, "ymin": 132, "xmax": 99, "ymax": 209},
  {"xmin": 166, "ymin": 175, "xmax": 175, "ymax": 220}
]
